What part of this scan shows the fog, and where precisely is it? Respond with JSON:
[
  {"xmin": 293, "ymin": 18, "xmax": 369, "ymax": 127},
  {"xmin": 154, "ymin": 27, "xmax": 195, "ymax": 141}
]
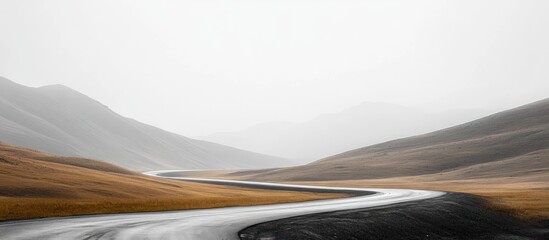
[{"xmin": 1, "ymin": 0, "xmax": 548, "ymax": 136}]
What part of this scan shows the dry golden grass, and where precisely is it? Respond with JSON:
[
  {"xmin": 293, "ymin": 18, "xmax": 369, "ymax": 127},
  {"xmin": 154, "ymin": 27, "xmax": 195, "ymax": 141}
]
[
  {"xmin": 476, "ymin": 189, "xmax": 549, "ymax": 219},
  {"xmin": 0, "ymin": 194, "xmax": 339, "ymax": 221},
  {"xmin": 0, "ymin": 142, "xmax": 345, "ymax": 221}
]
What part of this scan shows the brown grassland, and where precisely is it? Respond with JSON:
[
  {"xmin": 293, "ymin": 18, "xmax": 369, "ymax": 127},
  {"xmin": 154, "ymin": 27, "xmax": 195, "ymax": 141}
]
[{"xmin": 0, "ymin": 142, "xmax": 346, "ymax": 221}]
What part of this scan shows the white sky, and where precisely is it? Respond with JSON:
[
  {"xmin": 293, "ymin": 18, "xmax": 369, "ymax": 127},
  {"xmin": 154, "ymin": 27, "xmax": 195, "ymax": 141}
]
[{"xmin": 1, "ymin": 0, "xmax": 548, "ymax": 136}]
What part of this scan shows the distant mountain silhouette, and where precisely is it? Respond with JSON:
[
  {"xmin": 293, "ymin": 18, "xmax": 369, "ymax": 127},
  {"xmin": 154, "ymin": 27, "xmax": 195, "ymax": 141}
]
[
  {"xmin": 0, "ymin": 76, "xmax": 291, "ymax": 170},
  {"xmin": 201, "ymin": 102, "xmax": 488, "ymax": 160},
  {"xmin": 248, "ymin": 98, "xmax": 549, "ymax": 181}
]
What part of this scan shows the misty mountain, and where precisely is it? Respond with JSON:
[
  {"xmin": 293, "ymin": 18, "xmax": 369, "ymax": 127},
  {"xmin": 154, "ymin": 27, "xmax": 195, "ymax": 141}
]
[
  {"xmin": 200, "ymin": 102, "xmax": 489, "ymax": 160},
  {"xmin": 0, "ymin": 77, "xmax": 291, "ymax": 170},
  {"xmin": 248, "ymin": 98, "xmax": 549, "ymax": 182}
]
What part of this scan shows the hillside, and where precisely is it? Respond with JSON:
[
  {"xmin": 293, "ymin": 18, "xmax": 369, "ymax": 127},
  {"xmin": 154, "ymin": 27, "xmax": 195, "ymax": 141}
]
[
  {"xmin": 200, "ymin": 102, "xmax": 487, "ymax": 160},
  {"xmin": 0, "ymin": 141, "xmax": 340, "ymax": 221},
  {"xmin": 0, "ymin": 77, "xmax": 291, "ymax": 170},
  {"xmin": 247, "ymin": 98, "xmax": 549, "ymax": 182}
]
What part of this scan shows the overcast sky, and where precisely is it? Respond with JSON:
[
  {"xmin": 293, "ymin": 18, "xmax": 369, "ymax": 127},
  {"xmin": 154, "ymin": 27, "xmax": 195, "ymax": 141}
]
[{"xmin": 1, "ymin": 0, "xmax": 548, "ymax": 136}]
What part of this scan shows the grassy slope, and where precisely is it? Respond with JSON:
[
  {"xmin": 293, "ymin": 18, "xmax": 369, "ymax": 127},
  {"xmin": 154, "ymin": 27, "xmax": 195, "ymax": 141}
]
[
  {"xmin": 0, "ymin": 142, "xmax": 344, "ymax": 221},
  {"xmin": 247, "ymin": 98, "xmax": 549, "ymax": 182},
  {"xmin": 215, "ymin": 99, "xmax": 549, "ymax": 220}
]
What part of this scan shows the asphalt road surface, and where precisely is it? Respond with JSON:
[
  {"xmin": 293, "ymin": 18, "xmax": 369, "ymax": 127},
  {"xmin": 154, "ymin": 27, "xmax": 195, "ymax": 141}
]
[{"xmin": 0, "ymin": 170, "xmax": 443, "ymax": 240}]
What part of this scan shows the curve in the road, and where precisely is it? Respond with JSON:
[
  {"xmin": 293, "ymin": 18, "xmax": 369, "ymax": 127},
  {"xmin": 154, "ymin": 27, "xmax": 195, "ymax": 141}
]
[{"xmin": 0, "ymin": 170, "xmax": 444, "ymax": 240}]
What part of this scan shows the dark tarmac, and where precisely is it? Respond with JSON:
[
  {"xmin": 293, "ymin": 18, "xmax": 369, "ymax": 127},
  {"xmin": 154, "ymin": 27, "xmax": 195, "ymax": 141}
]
[{"xmin": 240, "ymin": 193, "xmax": 549, "ymax": 240}]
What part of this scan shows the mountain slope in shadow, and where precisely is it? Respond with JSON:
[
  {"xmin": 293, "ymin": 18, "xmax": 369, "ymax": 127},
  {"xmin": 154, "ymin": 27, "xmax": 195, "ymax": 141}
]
[{"xmin": 0, "ymin": 77, "xmax": 291, "ymax": 170}]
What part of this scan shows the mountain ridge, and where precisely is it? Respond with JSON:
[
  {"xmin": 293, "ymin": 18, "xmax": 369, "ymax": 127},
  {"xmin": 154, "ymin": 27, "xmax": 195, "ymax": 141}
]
[
  {"xmin": 200, "ymin": 101, "xmax": 490, "ymax": 160},
  {"xmin": 0, "ymin": 76, "xmax": 291, "ymax": 170},
  {"xmin": 246, "ymin": 97, "xmax": 549, "ymax": 181}
]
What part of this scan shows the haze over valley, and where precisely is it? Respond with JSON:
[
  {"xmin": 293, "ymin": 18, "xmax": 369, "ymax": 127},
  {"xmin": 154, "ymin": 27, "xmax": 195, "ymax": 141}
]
[
  {"xmin": 1, "ymin": 1, "xmax": 548, "ymax": 239},
  {"xmin": 200, "ymin": 102, "xmax": 490, "ymax": 160}
]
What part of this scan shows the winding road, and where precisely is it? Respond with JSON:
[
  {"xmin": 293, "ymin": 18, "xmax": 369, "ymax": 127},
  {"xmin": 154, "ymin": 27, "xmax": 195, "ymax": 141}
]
[{"xmin": 0, "ymin": 171, "xmax": 444, "ymax": 240}]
